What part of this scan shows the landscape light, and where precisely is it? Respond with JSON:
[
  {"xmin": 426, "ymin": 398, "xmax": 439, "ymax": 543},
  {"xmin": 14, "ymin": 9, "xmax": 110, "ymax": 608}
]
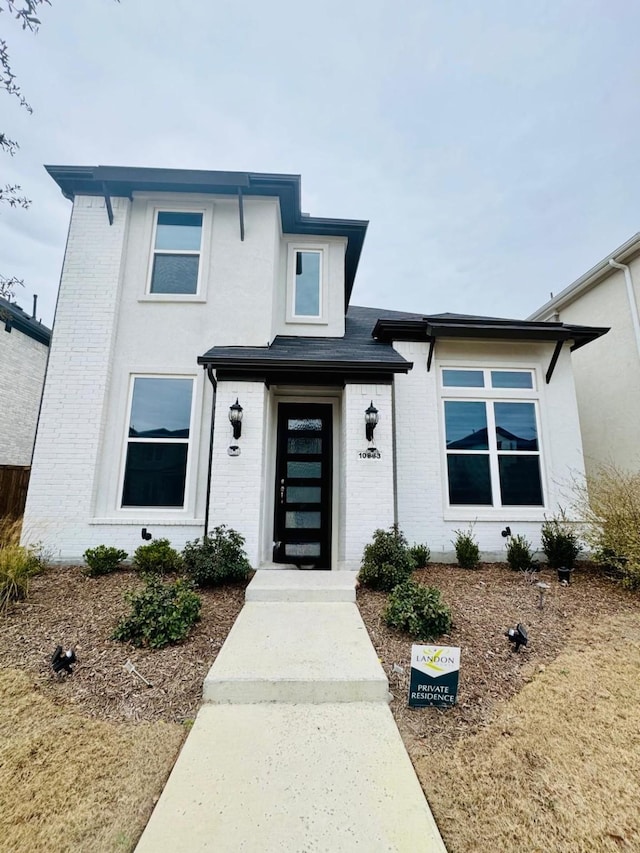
[
  {"xmin": 51, "ymin": 646, "xmax": 77, "ymax": 675},
  {"xmin": 506, "ymin": 623, "xmax": 528, "ymax": 652}
]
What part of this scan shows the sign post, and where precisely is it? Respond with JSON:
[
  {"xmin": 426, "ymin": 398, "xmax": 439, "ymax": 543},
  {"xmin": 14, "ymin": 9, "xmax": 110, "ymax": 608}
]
[{"xmin": 408, "ymin": 645, "xmax": 460, "ymax": 709}]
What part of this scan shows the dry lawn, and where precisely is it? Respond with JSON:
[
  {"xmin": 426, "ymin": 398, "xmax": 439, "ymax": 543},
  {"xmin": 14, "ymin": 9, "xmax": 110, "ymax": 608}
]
[
  {"xmin": 359, "ymin": 564, "xmax": 640, "ymax": 852},
  {"xmin": 0, "ymin": 668, "xmax": 184, "ymax": 853},
  {"xmin": 423, "ymin": 611, "xmax": 640, "ymax": 852}
]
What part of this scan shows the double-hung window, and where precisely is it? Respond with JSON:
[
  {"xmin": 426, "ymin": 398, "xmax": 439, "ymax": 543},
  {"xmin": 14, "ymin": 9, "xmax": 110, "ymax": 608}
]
[
  {"xmin": 442, "ymin": 368, "xmax": 544, "ymax": 507},
  {"xmin": 149, "ymin": 211, "xmax": 203, "ymax": 294},
  {"xmin": 122, "ymin": 377, "xmax": 194, "ymax": 508}
]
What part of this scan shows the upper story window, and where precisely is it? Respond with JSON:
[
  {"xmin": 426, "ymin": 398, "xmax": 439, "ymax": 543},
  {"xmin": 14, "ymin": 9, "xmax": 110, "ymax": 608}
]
[
  {"xmin": 286, "ymin": 244, "xmax": 327, "ymax": 324},
  {"xmin": 121, "ymin": 376, "xmax": 194, "ymax": 508},
  {"xmin": 441, "ymin": 368, "xmax": 543, "ymax": 508},
  {"xmin": 294, "ymin": 250, "xmax": 322, "ymax": 317},
  {"xmin": 149, "ymin": 211, "xmax": 203, "ymax": 295}
]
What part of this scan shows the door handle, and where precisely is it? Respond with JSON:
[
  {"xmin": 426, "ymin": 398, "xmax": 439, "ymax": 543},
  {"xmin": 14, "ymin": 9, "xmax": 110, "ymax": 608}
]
[{"xmin": 280, "ymin": 479, "xmax": 285, "ymax": 504}]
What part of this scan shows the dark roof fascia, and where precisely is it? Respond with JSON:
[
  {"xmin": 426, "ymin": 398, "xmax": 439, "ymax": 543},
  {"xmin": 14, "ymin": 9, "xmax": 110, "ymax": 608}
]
[
  {"xmin": 197, "ymin": 354, "xmax": 412, "ymax": 376},
  {"xmin": 1, "ymin": 300, "xmax": 51, "ymax": 346},
  {"xmin": 45, "ymin": 165, "xmax": 368, "ymax": 305},
  {"xmin": 372, "ymin": 316, "xmax": 608, "ymax": 350},
  {"xmin": 215, "ymin": 369, "xmax": 395, "ymax": 386}
]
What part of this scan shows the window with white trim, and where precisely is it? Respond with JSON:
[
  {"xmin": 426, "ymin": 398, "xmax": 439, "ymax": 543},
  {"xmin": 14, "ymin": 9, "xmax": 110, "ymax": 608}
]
[
  {"xmin": 122, "ymin": 377, "xmax": 194, "ymax": 507},
  {"xmin": 148, "ymin": 211, "xmax": 203, "ymax": 294},
  {"xmin": 287, "ymin": 246, "xmax": 324, "ymax": 321},
  {"xmin": 441, "ymin": 368, "xmax": 543, "ymax": 507}
]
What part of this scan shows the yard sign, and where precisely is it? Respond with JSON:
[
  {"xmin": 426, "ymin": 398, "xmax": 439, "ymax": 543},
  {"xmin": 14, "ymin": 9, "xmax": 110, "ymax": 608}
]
[{"xmin": 408, "ymin": 645, "xmax": 460, "ymax": 709}]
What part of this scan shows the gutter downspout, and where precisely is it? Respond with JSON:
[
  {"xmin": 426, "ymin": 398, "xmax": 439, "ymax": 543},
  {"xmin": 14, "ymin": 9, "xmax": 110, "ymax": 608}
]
[
  {"xmin": 204, "ymin": 366, "xmax": 218, "ymax": 537},
  {"xmin": 609, "ymin": 258, "xmax": 640, "ymax": 362}
]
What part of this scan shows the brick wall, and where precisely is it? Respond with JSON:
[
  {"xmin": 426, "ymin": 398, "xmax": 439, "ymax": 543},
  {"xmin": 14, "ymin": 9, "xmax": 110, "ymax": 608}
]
[
  {"xmin": 22, "ymin": 196, "xmax": 132, "ymax": 558},
  {"xmin": 339, "ymin": 382, "xmax": 395, "ymax": 569}
]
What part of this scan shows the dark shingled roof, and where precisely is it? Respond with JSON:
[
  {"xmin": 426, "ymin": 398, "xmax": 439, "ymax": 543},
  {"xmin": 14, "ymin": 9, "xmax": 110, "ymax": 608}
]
[
  {"xmin": 1, "ymin": 297, "xmax": 51, "ymax": 346},
  {"xmin": 198, "ymin": 305, "xmax": 412, "ymax": 377}
]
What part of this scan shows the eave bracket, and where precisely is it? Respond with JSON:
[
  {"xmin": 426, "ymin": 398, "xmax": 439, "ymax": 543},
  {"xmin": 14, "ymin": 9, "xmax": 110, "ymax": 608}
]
[
  {"xmin": 546, "ymin": 340, "xmax": 564, "ymax": 384},
  {"xmin": 102, "ymin": 182, "xmax": 114, "ymax": 226}
]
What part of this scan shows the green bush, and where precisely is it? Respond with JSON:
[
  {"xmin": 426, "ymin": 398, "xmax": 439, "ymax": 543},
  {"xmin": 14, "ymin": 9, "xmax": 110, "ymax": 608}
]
[
  {"xmin": 506, "ymin": 534, "xmax": 534, "ymax": 572},
  {"xmin": 0, "ymin": 542, "xmax": 45, "ymax": 613},
  {"xmin": 358, "ymin": 525, "xmax": 415, "ymax": 591},
  {"xmin": 83, "ymin": 545, "xmax": 128, "ymax": 577},
  {"xmin": 182, "ymin": 526, "xmax": 252, "ymax": 587},
  {"xmin": 575, "ymin": 464, "xmax": 640, "ymax": 590},
  {"xmin": 133, "ymin": 538, "xmax": 182, "ymax": 575},
  {"xmin": 384, "ymin": 580, "xmax": 452, "ymax": 640},
  {"xmin": 541, "ymin": 514, "xmax": 581, "ymax": 569},
  {"xmin": 453, "ymin": 527, "xmax": 480, "ymax": 569},
  {"xmin": 408, "ymin": 543, "xmax": 431, "ymax": 569},
  {"xmin": 113, "ymin": 574, "xmax": 201, "ymax": 648}
]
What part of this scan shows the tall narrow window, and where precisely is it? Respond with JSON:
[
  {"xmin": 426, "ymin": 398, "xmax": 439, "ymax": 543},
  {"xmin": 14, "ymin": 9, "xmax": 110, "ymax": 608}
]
[
  {"xmin": 293, "ymin": 250, "xmax": 321, "ymax": 317},
  {"xmin": 122, "ymin": 377, "xmax": 193, "ymax": 507},
  {"xmin": 150, "ymin": 212, "xmax": 203, "ymax": 294}
]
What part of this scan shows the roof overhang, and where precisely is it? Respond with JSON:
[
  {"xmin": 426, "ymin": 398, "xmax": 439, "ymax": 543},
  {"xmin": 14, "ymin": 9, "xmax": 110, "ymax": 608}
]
[
  {"xmin": 45, "ymin": 164, "xmax": 368, "ymax": 307},
  {"xmin": 197, "ymin": 352, "xmax": 412, "ymax": 385},
  {"xmin": 372, "ymin": 315, "xmax": 609, "ymax": 352}
]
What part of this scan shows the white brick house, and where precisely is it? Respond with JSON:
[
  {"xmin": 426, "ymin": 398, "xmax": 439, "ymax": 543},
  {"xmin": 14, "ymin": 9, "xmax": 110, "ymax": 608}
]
[
  {"xmin": 23, "ymin": 166, "xmax": 607, "ymax": 566},
  {"xmin": 0, "ymin": 297, "xmax": 51, "ymax": 467}
]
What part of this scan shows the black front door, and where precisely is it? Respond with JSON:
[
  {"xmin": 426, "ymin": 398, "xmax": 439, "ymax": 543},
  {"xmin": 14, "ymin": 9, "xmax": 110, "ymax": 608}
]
[{"xmin": 273, "ymin": 403, "xmax": 332, "ymax": 569}]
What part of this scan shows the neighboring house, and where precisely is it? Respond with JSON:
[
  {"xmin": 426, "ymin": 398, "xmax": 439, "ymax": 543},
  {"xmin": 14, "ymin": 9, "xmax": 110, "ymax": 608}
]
[
  {"xmin": 0, "ymin": 297, "xmax": 51, "ymax": 518},
  {"xmin": 23, "ymin": 165, "xmax": 606, "ymax": 566},
  {"xmin": 529, "ymin": 233, "xmax": 640, "ymax": 476}
]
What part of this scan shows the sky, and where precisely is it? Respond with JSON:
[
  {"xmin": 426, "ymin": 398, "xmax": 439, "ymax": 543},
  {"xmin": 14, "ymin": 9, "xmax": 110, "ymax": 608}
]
[{"xmin": 2, "ymin": 0, "xmax": 640, "ymax": 329}]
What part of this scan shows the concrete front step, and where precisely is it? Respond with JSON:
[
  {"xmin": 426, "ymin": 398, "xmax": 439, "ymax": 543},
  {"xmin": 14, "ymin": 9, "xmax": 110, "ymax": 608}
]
[
  {"xmin": 246, "ymin": 569, "xmax": 357, "ymax": 603},
  {"xmin": 203, "ymin": 601, "xmax": 389, "ymax": 704},
  {"xmin": 135, "ymin": 702, "xmax": 447, "ymax": 853}
]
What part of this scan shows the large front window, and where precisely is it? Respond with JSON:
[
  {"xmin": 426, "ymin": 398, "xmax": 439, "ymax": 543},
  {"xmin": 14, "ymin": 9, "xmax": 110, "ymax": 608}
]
[
  {"xmin": 122, "ymin": 377, "xmax": 194, "ymax": 507},
  {"xmin": 149, "ymin": 211, "xmax": 203, "ymax": 294},
  {"xmin": 442, "ymin": 369, "xmax": 543, "ymax": 507}
]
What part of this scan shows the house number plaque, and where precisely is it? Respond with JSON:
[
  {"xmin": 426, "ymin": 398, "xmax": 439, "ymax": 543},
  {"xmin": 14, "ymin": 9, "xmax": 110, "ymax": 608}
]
[{"xmin": 358, "ymin": 448, "xmax": 381, "ymax": 459}]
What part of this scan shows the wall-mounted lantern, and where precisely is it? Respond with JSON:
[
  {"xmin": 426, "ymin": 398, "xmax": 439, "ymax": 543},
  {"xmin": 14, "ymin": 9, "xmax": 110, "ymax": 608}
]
[
  {"xmin": 229, "ymin": 398, "xmax": 243, "ymax": 440},
  {"xmin": 365, "ymin": 400, "xmax": 379, "ymax": 443}
]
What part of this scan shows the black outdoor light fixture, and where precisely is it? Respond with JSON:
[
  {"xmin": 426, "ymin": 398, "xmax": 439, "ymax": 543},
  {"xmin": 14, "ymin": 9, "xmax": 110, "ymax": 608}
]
[
  {"xmin": 229, "ymin": 398, "xmax": 243, "ymax": 440},
  {"xmin": 365, "ymin": 400, "xmax": 379, "ymax": 443},
  {"xmin": 506, "ymin": 623, "xmax": 528, "ymax": 652},
  {"xmin": 51, "ymin": 646, "xmax": 77, "ymax": 675}
]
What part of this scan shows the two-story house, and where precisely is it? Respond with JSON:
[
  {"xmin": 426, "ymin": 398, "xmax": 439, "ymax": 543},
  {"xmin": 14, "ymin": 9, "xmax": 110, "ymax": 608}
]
[{"xmin": 22, "ymin": 166, "xmax": 607, "ymax": 567}]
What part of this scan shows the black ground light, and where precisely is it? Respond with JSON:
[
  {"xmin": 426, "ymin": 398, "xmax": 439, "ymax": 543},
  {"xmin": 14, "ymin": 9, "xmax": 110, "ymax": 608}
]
[
  {"xmin": 506, "ymin": 623, "xmax": 528, "ymax": 652},
  {"xmin": 51, "ymin": 646, "xmax": 77, "ymax": 674}
]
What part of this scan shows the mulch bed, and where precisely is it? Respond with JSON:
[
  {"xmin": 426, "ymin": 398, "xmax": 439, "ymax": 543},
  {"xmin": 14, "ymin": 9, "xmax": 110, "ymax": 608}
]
[
  {"xmin": 0, "ymin": 566, "xmax": 247, "ymax": 724},
  {"xmin": 2, "ymin": 561, "xmax": 636, "ymax": 748},
  {"xmin": 357, "ymin": 562, "xmax": 638, "ymax": 755}
]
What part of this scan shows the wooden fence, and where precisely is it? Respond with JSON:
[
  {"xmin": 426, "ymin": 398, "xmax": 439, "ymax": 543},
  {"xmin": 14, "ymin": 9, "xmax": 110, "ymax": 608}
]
[{"xmin": 0, "ymin": 465, "xmax": 31, "ymax": 520}]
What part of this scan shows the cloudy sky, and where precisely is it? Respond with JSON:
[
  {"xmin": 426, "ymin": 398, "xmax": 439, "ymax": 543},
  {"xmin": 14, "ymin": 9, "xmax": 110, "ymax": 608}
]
[{"xmin": 2, "ymin": 0, "xmax": 640, "ymax": 328}]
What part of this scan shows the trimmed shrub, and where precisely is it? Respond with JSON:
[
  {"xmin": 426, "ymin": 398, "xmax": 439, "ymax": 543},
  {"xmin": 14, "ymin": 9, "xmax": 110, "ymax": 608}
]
[
  {"xmin": 384, "ymin": 580, "xmax": 452, "ymax": 640},
  {"xmin": 132, "ymin": 538, "xmax": 182, "ymax": 575},
  {"xmin": 408, "ymin": 543, "xmax": 431, "ymax": 569},
  {"xmin": 576, "ymin": 464, "xmax": 640, "ymax": 590},
  {"xmin": 453, "ymin": 527, "xmax": 480, "ymax": 570},
  {"xmin": 0, "ymin": 542, "xmax": 45, "ymax": 613},
  {"xmin": 506, "ymin": 534, "xmax": 534, "ymax": 572},
  {"xmin": 113, "ymin": 575, "xmax": 201, "ymax": 648},
  {"xmin": 182, "ymin": 525, "xmax": 252, "ymax": 587},
  {"xmin": 541, "ymin": 514, "xmax": 581, "ymax": 569},
  {"xmin": 358, "ymin": 525, "xmax": 414, "ymax": 591},
  {"xmin": 83, "ymin": 545, "xmax": 128, "ymax": 577}
]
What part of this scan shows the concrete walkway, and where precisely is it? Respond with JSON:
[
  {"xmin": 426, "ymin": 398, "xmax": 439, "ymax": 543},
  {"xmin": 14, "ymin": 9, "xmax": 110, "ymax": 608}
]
[{"xmin": 135, "ymin": 571, "xmax": 446, "ymax": 853}]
